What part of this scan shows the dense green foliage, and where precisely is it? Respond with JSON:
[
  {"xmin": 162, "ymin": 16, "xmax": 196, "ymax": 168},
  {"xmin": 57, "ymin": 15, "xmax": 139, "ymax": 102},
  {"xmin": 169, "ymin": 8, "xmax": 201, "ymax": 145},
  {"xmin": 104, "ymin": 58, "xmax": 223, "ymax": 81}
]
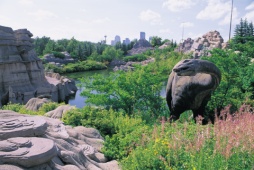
[
  {"xmin": 79, "ymin": 50, "xmax": 184, "ymax": 118},
  {"xmin": 1, "ymin": 102, "xmax": 62, "ymax": 115},
  {"xmin": 202, "ymin": 48, "xmax": 254, "ymax": 119},
  {"xmin": 45, "ymin": 60, "xmax": 107, "ymax": 74},
  {"xmin": 34, "ymin": 36, "xmax": 135, "ymax": 60},
  {"xmin": 150, "ymin": 36, "xmax": 162, "ymax": 47},
  {"xmin": 123, "ymin": 53, "xmax": 148, "ymax": 62}
]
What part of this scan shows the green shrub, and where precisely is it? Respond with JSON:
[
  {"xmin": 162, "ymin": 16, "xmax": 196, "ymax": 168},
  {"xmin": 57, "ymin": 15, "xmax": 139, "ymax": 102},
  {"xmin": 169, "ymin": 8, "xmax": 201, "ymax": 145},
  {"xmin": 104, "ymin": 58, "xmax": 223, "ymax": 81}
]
[
  {"xmin": 1, "ymin": 102, "xmax": 61, "ymax": 116},
  {"xmin": 123, "ymin": 54, "xmax": 147, "ymax": 62},
  {"xmin": 52, "ymin": 51, "xmax": 65, "ymax": 59}
]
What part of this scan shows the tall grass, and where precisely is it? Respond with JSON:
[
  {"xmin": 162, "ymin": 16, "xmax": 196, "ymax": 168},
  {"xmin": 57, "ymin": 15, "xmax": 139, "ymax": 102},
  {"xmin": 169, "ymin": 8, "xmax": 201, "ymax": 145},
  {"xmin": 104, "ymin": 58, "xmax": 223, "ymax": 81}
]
[{"xmin": 121, "ymin": 105, "xmax": 254, "ymax": 170}]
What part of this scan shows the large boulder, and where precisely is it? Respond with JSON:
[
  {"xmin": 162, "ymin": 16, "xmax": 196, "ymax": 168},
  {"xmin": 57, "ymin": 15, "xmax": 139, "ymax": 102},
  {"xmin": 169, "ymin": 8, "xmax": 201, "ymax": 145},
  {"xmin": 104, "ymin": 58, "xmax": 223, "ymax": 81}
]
[
  {"xmin": 0, "ymin": 25, "xmax": 77, "ymax": 106},
  {"xmin": 0, "ymin": 110, "xmax": 120, "ymax": 170}
]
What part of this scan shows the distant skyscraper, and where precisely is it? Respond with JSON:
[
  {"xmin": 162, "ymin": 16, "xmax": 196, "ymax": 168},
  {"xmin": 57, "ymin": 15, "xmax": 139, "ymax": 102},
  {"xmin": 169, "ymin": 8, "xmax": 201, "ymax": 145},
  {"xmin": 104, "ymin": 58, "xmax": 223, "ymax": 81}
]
[
  {"xmin": 111, "ymin": 40, "xmax": 115, "ymax": 46},
  {"xmin": 115, "ymin": 35, "xmax": 121, "ymax": 44},
  {"xmin": 123, "ymin": 38, "xmax": 130, "ymax": 45},
  {"xmin": 140, "ymin": 32, "xmax": 145, "ymax": 40}
]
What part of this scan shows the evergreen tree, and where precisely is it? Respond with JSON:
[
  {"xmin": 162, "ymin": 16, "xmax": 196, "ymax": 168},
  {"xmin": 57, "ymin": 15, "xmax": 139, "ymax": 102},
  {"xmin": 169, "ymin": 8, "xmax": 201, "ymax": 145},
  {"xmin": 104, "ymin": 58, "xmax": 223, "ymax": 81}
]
[{"xmin": 233, "ymin": 18, "xmax": 254, "ymax": 44}]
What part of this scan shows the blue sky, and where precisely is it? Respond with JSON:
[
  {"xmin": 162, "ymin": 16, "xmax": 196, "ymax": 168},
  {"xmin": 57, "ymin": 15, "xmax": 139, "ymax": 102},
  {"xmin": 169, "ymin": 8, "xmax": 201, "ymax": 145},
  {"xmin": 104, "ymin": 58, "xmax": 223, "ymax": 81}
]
[{"xmin": 0, "ymin": 0, "xmax": 253, "ymax": 43}]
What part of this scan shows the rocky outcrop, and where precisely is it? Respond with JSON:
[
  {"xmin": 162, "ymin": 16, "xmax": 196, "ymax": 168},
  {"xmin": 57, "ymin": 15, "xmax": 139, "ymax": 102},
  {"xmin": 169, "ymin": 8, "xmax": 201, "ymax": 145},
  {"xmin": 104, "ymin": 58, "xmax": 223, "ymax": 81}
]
[
  {"xmin": 159, "ymin": 41, "xmax": 172, "ymax": 49},
  {"xmin": 25, "ymin": 97, "xmax": 51, "ymax": 111},
  {"xmin": 45, "ymin": 105, "xmax": 76, "ymax": 119},
  {"xmin": 0, "ymin": 110, "xmax": 120, "ymax": 170},
  {"xmin": 175, "ymin": 38, "xmax": 194, "ymax": 53},
  {"xmin": 43, "ymin": 51, "xmax": 76, "ymax": 65},
  {"xmin": 0, "ymin": 25, "xmax": 77, "ymax": 106},
  {"xmin": 128, "ymin": 39, "xmax": 153, "ymax": 55},
  {"xmin": 113, "ymin": 58, "xmax": 155, "ymax": 71},
  {"xmin": 176, "ymin": 30, "xmax": 228, "ymax": 58}
]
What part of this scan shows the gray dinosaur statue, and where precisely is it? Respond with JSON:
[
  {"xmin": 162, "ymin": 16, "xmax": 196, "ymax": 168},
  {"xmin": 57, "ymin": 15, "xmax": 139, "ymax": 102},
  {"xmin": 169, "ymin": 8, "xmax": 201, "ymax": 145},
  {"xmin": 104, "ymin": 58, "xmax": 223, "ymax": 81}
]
[{"xmin": 166, "ymin": 59, "xmax": 221, "ymax": 123}]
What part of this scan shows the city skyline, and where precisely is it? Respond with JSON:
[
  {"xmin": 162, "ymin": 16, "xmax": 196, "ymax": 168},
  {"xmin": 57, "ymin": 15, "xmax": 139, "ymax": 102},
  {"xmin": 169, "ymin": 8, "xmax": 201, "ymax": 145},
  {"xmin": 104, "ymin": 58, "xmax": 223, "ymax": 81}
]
[{"xmin": 0, "ymin": 0, "xmax": 253, "ymax": 44}]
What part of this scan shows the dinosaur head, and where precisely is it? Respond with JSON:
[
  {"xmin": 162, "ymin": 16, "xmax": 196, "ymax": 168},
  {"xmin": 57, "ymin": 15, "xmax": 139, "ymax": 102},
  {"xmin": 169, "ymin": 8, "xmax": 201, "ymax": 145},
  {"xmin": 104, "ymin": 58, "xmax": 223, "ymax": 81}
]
[{"xmin": 173, "ymin": 59, "xmax": 199, "ymax": 76}]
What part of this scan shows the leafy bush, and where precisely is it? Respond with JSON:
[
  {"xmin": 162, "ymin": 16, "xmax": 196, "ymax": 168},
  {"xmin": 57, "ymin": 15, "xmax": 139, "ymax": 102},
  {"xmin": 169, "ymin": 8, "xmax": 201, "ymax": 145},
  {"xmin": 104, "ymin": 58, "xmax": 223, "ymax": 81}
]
[
  {"xmin": 123, "ymin": 54, "xmax": 147, "ymax": 62},
  {"xmin": 202, "ymin": 48, "xmax": 254, "ymax": 118},
  {"xmin": 44, "ymin": 60, "xmax": 107, "ymax": 74},
  {"xmin": 62, "ymin": 106, "xmax": 149, "ymax": 160},
  {"xmin": 1, "ymin": 102, "xmax": 61, "ymax": 115},
  {"xmin": 52, "ymin": 51, "xmax": 65, "ymax": 59}
]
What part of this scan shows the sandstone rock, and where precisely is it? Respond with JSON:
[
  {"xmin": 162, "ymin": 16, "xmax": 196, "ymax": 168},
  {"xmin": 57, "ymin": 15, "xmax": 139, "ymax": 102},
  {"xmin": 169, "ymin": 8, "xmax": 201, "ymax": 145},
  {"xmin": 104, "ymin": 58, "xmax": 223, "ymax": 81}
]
[
  {"xmin": 25, "ymin": 97, "xmax": 51, "ymax": 111},
  {"xmin": 0, "ymin": 25, "xmax": 77, "ymax": 106},
  {"xmin": 0, "ymin": 110, "xmax": 120, "ymax": 170},
  {"xmin": 0, "ymin": 116, "xmax": 47, "ymax": 139},
  {"xmin": 0, "ymin": 137, "xmax": 58, "ymax": 168},
  {"xmin": 45, "ymin": 105, "xmax": 76, "ymax": 119}
]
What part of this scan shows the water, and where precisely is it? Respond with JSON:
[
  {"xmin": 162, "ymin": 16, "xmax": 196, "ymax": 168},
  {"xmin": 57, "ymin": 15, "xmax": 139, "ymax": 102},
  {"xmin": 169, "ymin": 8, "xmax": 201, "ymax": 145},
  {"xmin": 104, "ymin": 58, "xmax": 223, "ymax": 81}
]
[
  {"xmin": 64, "ymin": 69, "xmax": 167, "ymax": 108},
  {"xmin": 64, "ymin": 69, "xmax": 111, "ymax": 108}
]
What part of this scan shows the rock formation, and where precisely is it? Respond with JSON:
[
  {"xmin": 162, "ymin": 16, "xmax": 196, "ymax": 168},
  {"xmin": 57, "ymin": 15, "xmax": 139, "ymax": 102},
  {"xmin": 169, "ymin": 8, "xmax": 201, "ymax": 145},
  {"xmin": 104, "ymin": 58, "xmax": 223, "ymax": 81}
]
[
  {"xmin": 45, "ymin": 105, "xmax": 76, "ymax": 119},
  {"xmin": 43, "ymin": 51, "xmax": 76, "ymax": 65},
  {"xmin": 176, "ymin": 30, "xmax": 228, "ymax": 58},
  {"xmin": 127, "ymin": 39, "xmax": 153, "ymax": 55},
  {"xmin": 0, "ymin": 25, "xmax": 77, "ymax": 106},
  {"xmin": 113, "ymin": 58, "xmax": 155, "ymax": 71},
  {"xmin": 0, "ymin": 110, "xmax": 120, "ymax": 170},
  {"xmin": 175, "ymin": 38, "xmax": 194, "ymax": 52},
  {"xmin": 166, "ymin": 59, "xmax": 221, "ymax": 123}
]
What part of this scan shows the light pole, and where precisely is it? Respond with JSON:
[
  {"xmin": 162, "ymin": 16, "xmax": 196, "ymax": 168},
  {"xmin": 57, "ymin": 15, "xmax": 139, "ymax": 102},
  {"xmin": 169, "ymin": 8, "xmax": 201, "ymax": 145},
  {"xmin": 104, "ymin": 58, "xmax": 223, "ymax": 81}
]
[{"xmin": 229, "ymin": 0, "xmax": 234, "ymax": 41}]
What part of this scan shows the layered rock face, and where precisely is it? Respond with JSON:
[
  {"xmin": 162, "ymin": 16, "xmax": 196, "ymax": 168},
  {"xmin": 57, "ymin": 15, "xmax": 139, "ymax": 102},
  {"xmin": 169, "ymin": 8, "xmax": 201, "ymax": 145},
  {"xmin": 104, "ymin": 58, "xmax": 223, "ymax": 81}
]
[
  {"xmin": 0, "ymin": 25, "xmax": 77, "ymax": 106},
  {"xmin": 0, "ymin": 110, "xmax": 119, "ymax": 170},
  {"xmin": 176, "ymin": 30, "xmax": 228, "ymax": 58}
]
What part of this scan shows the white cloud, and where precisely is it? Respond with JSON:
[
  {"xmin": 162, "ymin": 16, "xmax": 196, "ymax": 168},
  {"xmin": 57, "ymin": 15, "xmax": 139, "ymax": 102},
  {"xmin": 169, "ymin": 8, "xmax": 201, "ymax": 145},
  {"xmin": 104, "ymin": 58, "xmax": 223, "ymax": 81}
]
[
  {"xmin": 92, "ymin": 17, "xmax": 110, "ymax": 24},
  {"xmin": 163, "ymin": 0, "xmax": 197, "ymax": 12},
  {"xmin": 196, "ymin": 0, "xmax": 231, "ymax": 20},
  {"xmin": 180, "ymin": 22, "xmax": 194, "ymax": 28},
  {"xmin": 246, "ymin": 2, "xmax": 254, "ymax": 10},
  {"xmin": 139, "ymin": 9, "xmax": 162, "ymax": 25},
  {"xmin": 243, "ymin": 11, "xmax": 254, "ymax": 23},
  {"xmin": 28, "ymin": 10, "xmax": 58, "ymax": 21},
  {"xmin": 219, "ymin": 7, "xmax": 238, "ymax": 25}
]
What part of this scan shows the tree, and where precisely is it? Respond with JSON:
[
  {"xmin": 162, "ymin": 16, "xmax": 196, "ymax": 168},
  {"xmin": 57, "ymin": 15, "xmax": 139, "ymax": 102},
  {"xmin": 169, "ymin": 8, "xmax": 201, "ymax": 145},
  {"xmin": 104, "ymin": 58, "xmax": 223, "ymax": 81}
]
[
  {"xmin": 150, "ymin": 36, "xmax": 162, "ymax": 47},
  {"xmin": 233, "ymin": 18, "xmax": 254, "ymax": 44},
  {"xmin": 67, "ymin": 37, "xmax": 78, "ymax": 56},
  {"xmin": 202, "ymin": 48, "xmax": 254, "ymax": 119},
  {"xmin": 43, "ymin": 40, "xmax": 56, "ymax": 54},
  {"xmin": 34, "ymin": 36, "xmax": 50, "ymax": 56},
  {"xmin": 80, "ymin": 65, "xmax": 166, "ymax": 117}
]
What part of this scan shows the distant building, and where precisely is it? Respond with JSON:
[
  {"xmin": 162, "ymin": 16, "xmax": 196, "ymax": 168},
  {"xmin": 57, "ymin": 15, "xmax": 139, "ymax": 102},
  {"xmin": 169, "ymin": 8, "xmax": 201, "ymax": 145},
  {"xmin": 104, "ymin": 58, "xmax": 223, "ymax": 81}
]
[
  {"xmin": 115, "ymin": 35, "xmax": 121, "ymax": 44},
  {"xmin": 110, "ymin": 40, "xmax": 114, "ymax": 46},
  {"xmin": 123, "ymin": 38, "xmax": 130, "ymax": 45},
  {"xmin": 140, "ymin": 32, "xmax": 145, "ymax": 40},
  {"xmin": 111, "ymin": 35, "xmax": 121, "ymax": 46}
]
